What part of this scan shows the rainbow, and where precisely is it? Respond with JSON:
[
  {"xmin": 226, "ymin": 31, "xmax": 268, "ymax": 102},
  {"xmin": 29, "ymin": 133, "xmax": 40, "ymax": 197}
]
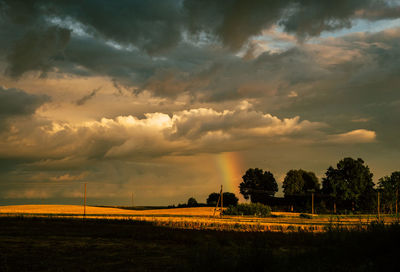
[{"xmin": 215, "ymin": 152, "xmax": 244, "ymax": 196}]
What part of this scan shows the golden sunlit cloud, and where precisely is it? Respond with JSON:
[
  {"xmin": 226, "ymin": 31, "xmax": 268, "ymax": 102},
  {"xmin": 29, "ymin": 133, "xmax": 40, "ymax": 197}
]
[{"xmin": 327, "ymin": 129, "xmax": 377, "ymax": 144}]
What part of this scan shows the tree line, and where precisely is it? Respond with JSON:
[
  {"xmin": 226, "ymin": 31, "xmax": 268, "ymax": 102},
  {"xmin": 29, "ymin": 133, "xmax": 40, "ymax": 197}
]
[
  {"xmin": 172, "ymin": 192, "xmax": 239, "ymax": 208},
  {"xmin": 174, "ymin": 157, "xmax": 398, "ymax": 214},
  {"xmin": 239, "ymin": 157, "xmax": 400, "ymax": 213}
]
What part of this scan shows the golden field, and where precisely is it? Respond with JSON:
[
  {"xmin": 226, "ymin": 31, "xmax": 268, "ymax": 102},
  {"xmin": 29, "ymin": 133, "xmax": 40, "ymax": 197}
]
[
  {"xmin": 0, "ymin": 205, "xmax": 396, "ymax": 232},
  {"xmin": 0, "ymin": 204, "xmax": 216, "ymax": 216}
]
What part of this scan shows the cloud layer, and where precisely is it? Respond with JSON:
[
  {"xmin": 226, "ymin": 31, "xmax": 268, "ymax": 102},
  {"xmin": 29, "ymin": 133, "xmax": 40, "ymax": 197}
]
[{"xmin": 0, "ymin": 0, "xmax": 399, "ymax": 204}]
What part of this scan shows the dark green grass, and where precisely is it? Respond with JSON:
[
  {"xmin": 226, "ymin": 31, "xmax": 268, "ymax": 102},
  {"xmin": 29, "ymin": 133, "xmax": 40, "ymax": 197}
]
[{"xmin": 0, "ymin": 216, "xmax": 399, "ymax": 272}]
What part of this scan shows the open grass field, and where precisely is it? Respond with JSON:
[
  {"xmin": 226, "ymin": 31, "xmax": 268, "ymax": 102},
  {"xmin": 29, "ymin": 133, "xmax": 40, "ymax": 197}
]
[
  {"xmin": 0, "ymin": 216, "xmax": 399, "ymax": 271},
  {"xmin": 0, "ymin": 205, "xmax": 398, "ymax": 232},
  {"xmin": 0, "ymin": 205, "xmax": 216, "ymax": 216}
]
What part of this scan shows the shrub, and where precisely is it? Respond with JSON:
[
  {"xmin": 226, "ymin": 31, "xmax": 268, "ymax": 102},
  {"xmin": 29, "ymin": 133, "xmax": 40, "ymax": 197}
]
[
  {"xmin": 299, "ymin": 213, "xmax": 313, "ymax": 219},
  {"xmin": 223, "ymin": 203, "xmax": 272, "ymax": 217}
]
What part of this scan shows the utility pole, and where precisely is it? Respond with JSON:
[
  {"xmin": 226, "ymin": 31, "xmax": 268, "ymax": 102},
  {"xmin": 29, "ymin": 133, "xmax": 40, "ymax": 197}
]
[
  {"xmin": 213, "ymin": 194, "xmax": 220, "ymax": 217},
  {"xmin": 84, "ymin": 183, "xmax": 87, "ymax": 217},
  {"xmin": 396, "ymin": 187, "xmax": 398, "ymax": 219},
  {"xmin": 311, "ymin": 192, "xmax": 314, "ymax": 215},
  {"xmin": 333, "ymin": 201, "xmax": 336, "ymax": 214},
  {"xmin": 213, "ymin": 185, "xmax": 223, "ymax": 217},
  {"xmin": 377, "ymin": 191, "xmax": 380, "ymax": 221},
  {"xmin": 220, "ymin": 185, "xmax": 223, "ymax": 213},
  {"xmin": 308, "ymin": 189, "xmax": 315, "ymax": 215}
]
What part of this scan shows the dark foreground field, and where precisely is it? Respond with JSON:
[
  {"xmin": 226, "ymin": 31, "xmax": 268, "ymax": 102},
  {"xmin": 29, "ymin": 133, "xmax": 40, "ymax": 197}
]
[{"xmin": 0, "ymin": 217, "xmax": 399, "ymax": 272}]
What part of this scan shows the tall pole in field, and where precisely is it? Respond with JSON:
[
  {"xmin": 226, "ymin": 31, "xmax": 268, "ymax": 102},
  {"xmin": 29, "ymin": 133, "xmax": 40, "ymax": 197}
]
[
  {"xmin": 213, "ymin": 194, "xmax": 220, "ymax": 217},
  {"xmin": 220, "ymin": 185, "xmax": 223, "ymax": 213},
  {"xmin": 311, "ymin": 192, "xmax": 314, "ymax": 215},
  {"xmin": 213, "ymin": 185, "xmax": 224, "ymax": 217},
  {"xmin": 84, "ymin": 183, "xmax": 87, "ymax": 217},
  {"xmin": 377, "ymin": 191, "xmax": 380, "ymax": 221},
  {"xmin": 333, "ymin": 201, "xmax": 336, "ymax": 214},
  {"xmin": 396, "ymin": 187, "xmax": 398, "ymax": 219}
]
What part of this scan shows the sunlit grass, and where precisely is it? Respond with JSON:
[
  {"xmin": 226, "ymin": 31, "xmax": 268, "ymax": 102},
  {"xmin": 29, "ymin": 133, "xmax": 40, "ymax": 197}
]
[
  {"xmin": 0, "ymin": 204, "xmax": 216, "ymax": 215},
  {"xmin": 0, "ymin": 205, "xmax": 397, "ymax": 233}
]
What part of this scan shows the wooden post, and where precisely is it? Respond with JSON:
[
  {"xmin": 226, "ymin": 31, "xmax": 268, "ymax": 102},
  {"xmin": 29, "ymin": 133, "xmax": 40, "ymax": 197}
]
[
  {"xmin": 213, "ymin": 185, "xmax": 224, "ymax": 217},
  {"xmin": 213, "ymin": 194, "xmax": 221, "ymax": 217},
  {"xmin": 377, "ymin": 191, "xmax": 380, "ymax": 221},
  {"xmin": 311, "ymin": 192, "xmax": 314, "ymax": 215},
  {"xmin": 396, "ymin": 187, "xmax": 398, "ymax": 217},
  {"xmin": 84, "ymin": 183, "xmax": 87, "ymax": 217},
  {"xmin": 333, "ymin": 201, "xmax": 336, "ymax": 214},
  {"xmin": 220, "ymin": 185, "xmax": 223, "ymax": 213}
]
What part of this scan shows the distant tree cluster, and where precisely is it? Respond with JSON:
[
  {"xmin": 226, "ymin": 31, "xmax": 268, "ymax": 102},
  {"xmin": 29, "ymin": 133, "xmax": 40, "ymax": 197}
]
[
  {"xmin": 173, "ymin": 197, "xmax": 203, "ymax": 208},
  {"xmin": 207, "ymin": 192, "xmax": 238, "ymax": 207},
  {"xmin": 175, "ymin": 157, "xmax": 398, "ymax": 214},
  {"xmin": 239, "ymin": 157, "xmax": 399, "ymax": 213},
  {"xmin": 322, "ymin": 158, "xmax": 375, "ymax": 212},
  {"xmin": 239, "ymin": 168, "xmax": 278, "ymax": 203},
  {"xmin": 283, "ymin": 169, "xmax": 319, "ymax": 196},
  {"xmin": 173, "ymin": 193, "xmax": 239, "ymax": 208},
  {"xmin": 378, "ymin": 171, "xmax": 400, "ymax": 213}
]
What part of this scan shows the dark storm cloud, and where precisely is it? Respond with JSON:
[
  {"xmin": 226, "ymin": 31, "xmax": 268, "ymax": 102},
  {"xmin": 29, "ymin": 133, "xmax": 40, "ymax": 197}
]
[
  {"xmin": 63, "ymin": 35, "xmax": 156, "ymax": 83},
  {"xmin": 112, "ymin": 79, "xmax": 124, "ymax": 95},
  {"xmin": 1, "ymin": 0, "xmax": 183, "ymax": 55},
  {"xmin": 183, "ymin": 0, "xmax": 399, "ymax": 48},
  {"xmin": 62, "ymin": 27, "xmax": 399, "ymax": 106},
  {"xmin": 263, "ymin": 28, "xmax": 400, "ymax": 151},
  {"xmin": 56, "ymin": 0, "xmax": 183, "ymax": 55},
  {"xmin": 0, "ymin": 158, "xmax": 35, "ymax": 173},
  {"xmin": 140, "ymin": 45, "xmax": 327, "ymax": 102},
  {"xmin": 75, "ymin": 87, "xmax": 101, "ymax": 106},
  {"xmin": 0, "ymin": 86, "xmax": 50, "ymax": 130},
  {"xmin": 6, "ymin": 26, "xmax": 71, "ymax": 78},
  {"xmin": 0, "ymin": 88, "xmax": 49, "ymax": 177},
  {"xmin": 1, "ymin": 0, "xmax": 399, "ymax": 105},
  {"xmin": 355, "ymin": 5, "xmax": 400, "ymax": 20},
  {"xmin": 0, "ymin": 0, "xmax": 399, "ymax": 98},
  {"xmin": 1, "ymin": 0, "xmax": 399, "ymax": 55},
  {"xmin": 63, "ymin": 35, "xmax": 234, "ymax": 99},
  {"xmin": 278, "ymin": 0, "xmax": 386, "ymax": 38},
  {"xmin": 0, "ymin": 0, "xmax": 399, "ymax": 141}
]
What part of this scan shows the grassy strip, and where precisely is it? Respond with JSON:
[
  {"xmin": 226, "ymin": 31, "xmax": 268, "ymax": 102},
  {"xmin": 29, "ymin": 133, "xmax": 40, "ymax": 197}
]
[{"xmin": 1, "ymin": 213, "xmax": 397, "ymax": 233}]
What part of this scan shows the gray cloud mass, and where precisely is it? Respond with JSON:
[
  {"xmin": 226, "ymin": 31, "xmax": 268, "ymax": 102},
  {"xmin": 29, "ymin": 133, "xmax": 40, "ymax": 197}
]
[
  {"xmin": 0, "ymin": 86, "xmax": 50, "ymax": 130},
  {"xmin": 6, "ymin": 26, "xmax": 71, "ymax": 78}
]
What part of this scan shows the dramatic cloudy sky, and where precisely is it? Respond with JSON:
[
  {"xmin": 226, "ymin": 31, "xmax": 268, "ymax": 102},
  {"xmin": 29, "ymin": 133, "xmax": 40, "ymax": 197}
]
[{"xmin": 1, "ymin": 0, "xmax": 400, "ymax": 205}]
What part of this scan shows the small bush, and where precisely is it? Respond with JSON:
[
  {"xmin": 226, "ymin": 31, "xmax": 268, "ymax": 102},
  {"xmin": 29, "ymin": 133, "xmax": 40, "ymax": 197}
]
[
  {"xmin": 223, "ymin": 203, "xmax": 272, "ymax": 217},
  {"xmin": 299, "ymin": 213, "xmax": 313, "ymax": 219},
  {"xmin": 270, "ymin": 213, "xmax": 286, "ymax": 218}
]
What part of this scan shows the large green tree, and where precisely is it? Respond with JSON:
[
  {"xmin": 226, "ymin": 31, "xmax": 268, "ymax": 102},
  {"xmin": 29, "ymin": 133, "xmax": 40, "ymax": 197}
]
[
  {"xmin": 207, "ymin": 192, "xmax": 239, "ymax": 206},
  {"xmin": 187, "ymin": 197, "xmax": 198, "ymax": 207},
  {"xmin": 322, "ymin": 157, "xmax": 375, "ymax": 211},
  {"xmin": 378, "ymin": 171, "xmax": 400, "ymax": 213},
  {"xmin": 283, "ymin": 169, "xmax": 320, "ymax": 197},
  {"xmin": 239, "ymin": 168, "xmax": 278, "ymax": 203}
]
